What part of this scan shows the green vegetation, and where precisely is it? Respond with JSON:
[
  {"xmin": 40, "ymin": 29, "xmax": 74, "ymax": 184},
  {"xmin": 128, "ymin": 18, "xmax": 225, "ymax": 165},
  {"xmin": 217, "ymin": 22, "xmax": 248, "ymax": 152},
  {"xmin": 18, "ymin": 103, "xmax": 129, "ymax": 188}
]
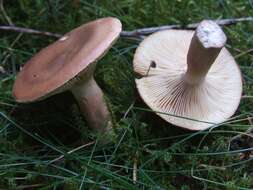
[{"xmin": 0, "ymin": 0, "xmax": 253, "ymax": 189}]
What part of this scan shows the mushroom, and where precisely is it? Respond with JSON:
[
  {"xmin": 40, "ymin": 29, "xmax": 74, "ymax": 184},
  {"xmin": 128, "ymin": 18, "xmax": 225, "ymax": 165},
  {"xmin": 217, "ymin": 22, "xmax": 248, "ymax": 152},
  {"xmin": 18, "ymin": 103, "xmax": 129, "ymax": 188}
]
[
  {"xmin": 12, "ymin": 17, "xmax": 122, "ymax": 135},
  {"xmin": 133, "ymin": 20, "xmax": 242, "ymax": 130}
]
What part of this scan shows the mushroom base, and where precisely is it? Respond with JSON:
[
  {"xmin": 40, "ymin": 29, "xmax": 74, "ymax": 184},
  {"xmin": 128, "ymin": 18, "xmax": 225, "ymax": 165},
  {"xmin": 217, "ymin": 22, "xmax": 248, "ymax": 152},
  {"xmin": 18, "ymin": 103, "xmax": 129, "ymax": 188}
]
[{"xmin": 71, "ymin": 77, "xmax": 112, "ymax": 134}]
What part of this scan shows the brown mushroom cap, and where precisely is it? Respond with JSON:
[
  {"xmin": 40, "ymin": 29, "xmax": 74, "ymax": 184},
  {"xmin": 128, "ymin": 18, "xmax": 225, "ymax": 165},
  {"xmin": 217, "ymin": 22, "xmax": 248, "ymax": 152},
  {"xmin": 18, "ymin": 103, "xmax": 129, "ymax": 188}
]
[
  {"xmin": 13, "ymin": 17, "xmax": 122, "ymax": 102},
  {"xmin": 133, "ymin": 28, "xmax": 242, "ymax": 130}
]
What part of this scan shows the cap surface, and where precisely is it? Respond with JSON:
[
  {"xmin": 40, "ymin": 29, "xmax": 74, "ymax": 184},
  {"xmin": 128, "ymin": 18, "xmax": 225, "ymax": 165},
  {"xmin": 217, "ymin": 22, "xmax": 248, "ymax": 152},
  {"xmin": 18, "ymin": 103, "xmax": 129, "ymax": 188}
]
[
  {"xmin": 134, "ymin": 30, "xmax": 242, "ymax": 130},
  {"xmin": 13, "ymin": 17, "xmax": 122, "ymax": 102}
]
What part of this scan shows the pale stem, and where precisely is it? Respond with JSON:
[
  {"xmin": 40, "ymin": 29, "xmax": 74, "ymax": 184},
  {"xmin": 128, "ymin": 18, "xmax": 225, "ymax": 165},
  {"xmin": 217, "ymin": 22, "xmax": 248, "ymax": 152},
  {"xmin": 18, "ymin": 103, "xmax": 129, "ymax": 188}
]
[
  {"xmin": 71, "ymin": 77, "xmax": 111, "ymax": 133},
  {"xmin": 183, "ymin": 20, "xmax": 227, "ymax": 85}
]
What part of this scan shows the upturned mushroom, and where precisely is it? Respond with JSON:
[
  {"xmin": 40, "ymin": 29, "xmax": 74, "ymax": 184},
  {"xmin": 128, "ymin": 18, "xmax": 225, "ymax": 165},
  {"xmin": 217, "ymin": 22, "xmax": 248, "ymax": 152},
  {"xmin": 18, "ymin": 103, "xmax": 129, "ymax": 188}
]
[
  {"xmin": 133, "ymin": 20, "xmax": 242, "ymax": 130},
  {"xmin": 13, "ymin": 17, "xmax": 122, "ymax": 134}
]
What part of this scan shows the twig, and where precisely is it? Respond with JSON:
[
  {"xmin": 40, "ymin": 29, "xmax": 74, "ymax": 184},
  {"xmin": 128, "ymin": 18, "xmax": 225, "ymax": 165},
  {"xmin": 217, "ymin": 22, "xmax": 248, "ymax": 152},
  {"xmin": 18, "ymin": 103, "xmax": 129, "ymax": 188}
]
[
  {"xmin": 48, "ymin": 141, "xmax": 95, "ymax": 164},
  {"xmin": 0, "ymin": 17, "xmax": 252, "ymax": 40},
  {"xmin": 241, "ymin": 95, "xmax": 253, "ymax": 99},
  {"xmin": 0, "ymin": 25, "xmax": 62, "ymax": 38},
  {"xmin": 133, "ymin": 152, "xmax": 138, "ymax": 184},
  {"xmin": 121, "ymin": 17, "xmax": 253, "ymax": 37},
  {"xmin": 235, "ymin": 48, "xmax": 253, "ymax": 58}
]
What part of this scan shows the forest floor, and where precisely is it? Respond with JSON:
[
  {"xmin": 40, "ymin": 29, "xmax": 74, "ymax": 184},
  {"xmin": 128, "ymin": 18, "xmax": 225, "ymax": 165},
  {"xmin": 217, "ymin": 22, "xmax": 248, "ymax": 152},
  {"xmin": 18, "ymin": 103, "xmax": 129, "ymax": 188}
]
[{"xmin": 0, "ymin": 0, "xmax": 253, "ymax": 189}]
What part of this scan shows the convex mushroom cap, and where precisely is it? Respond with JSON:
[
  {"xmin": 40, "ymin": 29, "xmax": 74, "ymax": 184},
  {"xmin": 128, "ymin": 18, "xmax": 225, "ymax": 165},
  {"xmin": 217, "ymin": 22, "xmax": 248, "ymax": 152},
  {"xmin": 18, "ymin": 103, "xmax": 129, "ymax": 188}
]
[
  {"xmin": 13, "ymin": 17, "xmax": 122, "ymax": 133},
  {"xmin": 133, "ymin": 20, "xmax": 242, "ymax": 130}
]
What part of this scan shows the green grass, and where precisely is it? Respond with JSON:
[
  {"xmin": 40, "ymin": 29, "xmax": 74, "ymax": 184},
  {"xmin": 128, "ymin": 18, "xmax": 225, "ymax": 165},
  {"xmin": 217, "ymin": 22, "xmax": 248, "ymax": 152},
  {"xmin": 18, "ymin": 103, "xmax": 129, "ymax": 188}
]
[{"xmin": 0, "ymin": 0, "xmax": 253, "ymax": 189}]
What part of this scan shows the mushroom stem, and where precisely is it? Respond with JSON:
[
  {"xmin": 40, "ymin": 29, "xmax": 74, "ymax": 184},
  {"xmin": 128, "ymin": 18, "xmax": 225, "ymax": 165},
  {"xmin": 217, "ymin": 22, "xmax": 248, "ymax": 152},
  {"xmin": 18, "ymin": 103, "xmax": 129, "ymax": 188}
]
[
  {"xmin": 183, "ymin": 20, "xmax": 227, "ymax": 85},
  {"xmin": 71, "ymin": 77, "xmax": 111, "ymax": 133}
]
